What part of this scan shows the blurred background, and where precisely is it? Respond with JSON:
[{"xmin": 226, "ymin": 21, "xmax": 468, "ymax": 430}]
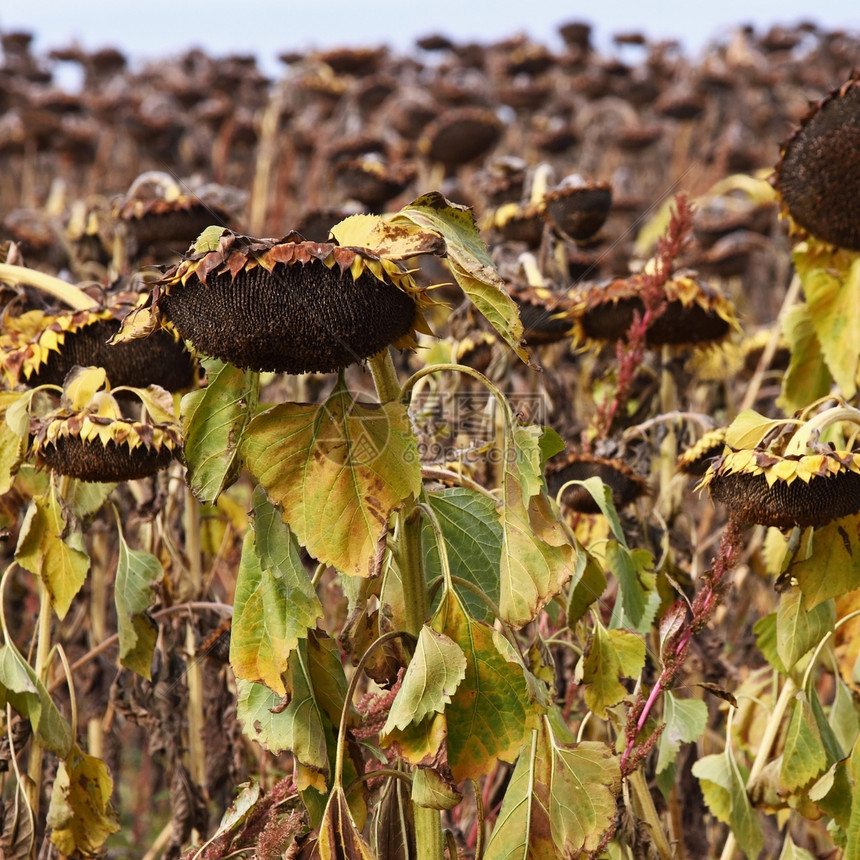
[{"xmin": 3, "ymin": 0, "xmax": 859, "ymax": 82}]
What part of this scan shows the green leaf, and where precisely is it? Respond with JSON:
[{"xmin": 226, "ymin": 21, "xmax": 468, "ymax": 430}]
[
  {"xmin": 484, "ymin": 721, "xmax": 620, "ymax": 860},
  {"xmin": 392, "ymin": 193, "xmax": 533, "ymax": 367},
  {"xmin": 844, "ymin": 736, "xmax": 860, "ymax": 856},
  {"xmin": 430, "ymin": 588, "xmax": 538, "ymax": 781},
  {"xmin": 800, "ymin": 248, "xmax": 860, "ymax": 399},
  {"xmin": 606, "ymin": 541, "xmax": 659, "ymax": 633},
  {"xmin": 582, "ymin": 625, "xmax": 645, "ymax": 719},
  {"xmin": 776, "ymin": 588, "xmax": 835, "ymax": 671},
  {"xmin": 411, "ymin": 767, "xmax": 462, "ymax": 810},
  {"xmin": 47, "ymin": 744, "xmax": 119, "ymax": 858},
  {"xmin": 236, "ymin": 641, "xmax": 329, "ymax": 790},
  {"xmin": 692, "ymin": 751, "xmax": 764, "ymax": 859},
  {"xmin": 778, "ymin": 303, "xmax": 832, "ymax": 414},
  {"xmin": 0, "ymin": 643, "xmax": 73, "ymax": 758},
  {"xmin": 655, "ymin": 693, "xmax": 708, "ymax": 774},
  {"xmin": 792, "ymin": 514, "xmax": 860, "ymax": 610},
  {"xmin": 15, "ymin": 491, "xmax": 90, "ymax": 620},
  {"xmin": 423, "ymin": 487, "xmax": 502, "ymax": 622},
  {"xmin": 115, "ymin": 523, "xmax": 162, "ymax": 679},
  {"xmin": 567, "ymin": 548, "xmax": 607, "ymax": 628},
  {"xmin": 181, "ymin": 357, "xmax": 257, "ymax": 502},
  {"xmin": 0, "ymin": 391, "xmax": 29, "ymax": 494},
  {"xmin": 780, "ymin": 693, "xmax": 828, "ymax": 792},
  {"xmin": 382, "ymin": 626, "xmax": 466, "ymax": 734},
  {"xmin": 229, "ymin": 498, "xmax": 322, "ymax": 696},
  {"xmin": 831, "ymin": 675, "xmax": 860, "ymax": 757},
  {"xmin": 241, "ymin": 376, "xmax": 421, "ymax": 577},
  {"xmin": 778, "ymin": 836, "xmax": 818, "ymax": 860},
  {"xmin": 753, "ymin": 613, "xmax": 787, "ymax": 673},
  {"xmin": 561, "ymin": 477, "xmax": 627, "ymax": 545}
]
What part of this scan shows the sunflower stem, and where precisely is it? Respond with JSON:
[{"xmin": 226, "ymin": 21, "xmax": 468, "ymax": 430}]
[
  {"xmin": 0, "ymin": 263, "xmax": 98, "ymax": 310},
  {"xmin": 368, "ymin": 344, "xmax": 443, "ymax": 860},
  {"xmin": 784, "ymin": 405, "xmax": 860, "ymax": 456}
]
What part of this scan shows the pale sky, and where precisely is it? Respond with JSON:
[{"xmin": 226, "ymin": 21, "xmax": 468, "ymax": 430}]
[{"xmin": 2, "ymin": 0, "xmax": 858, "ymax": 79}]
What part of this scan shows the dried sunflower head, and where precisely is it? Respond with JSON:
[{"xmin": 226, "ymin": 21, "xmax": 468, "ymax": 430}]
[
  {"xmin": 677, "ymin": 427, "xmax": 727, "ymax": 476},
  {"xmin": 541, "ymin": 179, "xmax": 612, "ymax": 243},
  {"xmin": 570, "ymin": 273, "xmax": 739, "ymax": 349},
  {"xmin": 114, "ymin": 226, "xmax": 438, "ymax": 375},
  {"xmin": 700, "ymin": 448, "xmax": 860, "ymax": 529},
  {"xmin": 0, "ymin": 291, "xmax": 196, "ymax": 392},
  {"xmin": 772, "ymin": 75, "xmax": 860, "ymax": 250},
  {"xmin": 31, "ymin": 365, "xmax": 181, "ymax": 482},
  {"xmin": 546, "ymin": 453, "xmax": 648, "ymax": 513},
  {"xmin": 418, "ymin": 107, "xmax": 504, "ymax": 171},
  {"xmin": 113, "ymin": 171, "xmax": 239, "ymax": 253}
]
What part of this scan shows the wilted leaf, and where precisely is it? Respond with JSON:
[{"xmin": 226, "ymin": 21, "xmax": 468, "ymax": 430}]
[
  {"xmin": 63, "ymin": 365, "xmax": 107, "ymax": 411},
  {"xmin": 724, "ymin": 408, "xmax": 795, "ymax": 451},
  {"xmin": 47, "ymin": 745, "xmax": 119, "ymax": 858},
  {"xmin": 330, "ymin": 213, "xmax": 446, "ymax": 260},
  {"xmin": 484, "ymin": 720, "xmax": 620, "ymax": 860},
  {"xmin": 230, "ymin": 492, "xmax": 322, "ymax": 696},
  {"xmin": 115, "ymin": 523, "xmax": 162, "ymax": 678},
  {"xmin": 431, "ymin": 588, "xmax": 538, "ymax": 781},
  {"xmin": 780, "ymin": 693, "xmax": 827, "ymax": 792},
  {"xmin": 15, "ymin": 491, "xmax": 89, "ymax": 620},
  {"xmin": 181, "ymin": 357, "xmax": 256, "ymax": 502},
  {"xmin": 778, "ymin": 303, "xmax": 832, "ymax": 414},
  {"xmin": 411, "ymin": 767, "xmax": 461, "ymax": 810},
  {"xmin": 561, "ymin": 477, "xmax": 627, "ymax": 545},
  {"xmin": 314, "ymin": 787, "xmax": 374, "ymax": 860},
  {"xmin": 241, "ymin": 376, "xmax": 421, "ymax": 577},
  {"xmin": 423, "ymin": 487, "xmax": 502, "ymax": 622},
  {"xmin": 500, "ymin": 468, "xmax": 576, "ymax": 627},
  {"xmin": 776, "ymin": 588, "xmax": 834, "ymax": 671},
  {"xmin": 567, "ymin": 548, "xmax": 606, "ymax": 628},
  {"xmin": 382, "ymin": 626, "xmax": 466, "ymax": 734},
  {"xmin": 655, "ymin": 692, "xmax": 708, "ymax": 774},
  {"xmin": 392, "ymin": 193, "xmax": 533, "ymax": 367},
  {"xmin": 0, "ymin": 783, "xmax": 34, "ymax": 860},
  {"xmin": 582, "ymin": 625, "xmax": 645, "ymax": 719},
  {"xmin": 0, "ymin": 643, "xmax": 73, "ymax": 758}
]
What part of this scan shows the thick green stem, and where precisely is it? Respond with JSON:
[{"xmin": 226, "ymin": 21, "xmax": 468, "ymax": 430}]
[
  {"xmin": 368, "ymin": 346, "xmax": 443, "ymax": 860},
  {"xmin": 628, "ymin": 769, "xmax": 673, "ymax": 860},
  {"xmin": 183, "ymin": 487, "xmax": 206, "ymax": 789},
  {"xmin": 27, "ymin": 579, "xmax": 53, "ymax": 816},
  {"xmin": 0, "ymin": 263, "xmax": 98, "ymax": 310}
]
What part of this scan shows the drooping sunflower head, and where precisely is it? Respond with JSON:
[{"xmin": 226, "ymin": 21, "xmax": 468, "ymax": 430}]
[
  {"xmin": 677, "ymin": 427, "xmax": 727, "ymax": 476},
  {"xmin": 699, "ymin": 405, "xmax": 860, "ymax": 528},
  {"xmin": 114, "ymin": 224, "xmax": 439, "ymax": 375},
  {"xmin": 771, "ymin": 74, "xmax": 860, "ymax": 250},
  {"xmin": 31, "ymin": 365, "xmax": 182, "ymax": 482},
  {"xmin": 0, "ymin": 291, "xmax": 196, "ymax": 392},
  {"xmin": 570, "ymin": 273, "xmax": 739, "ymax": 350},
  {"xmin": 541, "ymin": 178, "xmax": 613, "ymax": 243},
  {"xmin": 546, "ymin": 453, "xmax": 648, "ymax": 514}
]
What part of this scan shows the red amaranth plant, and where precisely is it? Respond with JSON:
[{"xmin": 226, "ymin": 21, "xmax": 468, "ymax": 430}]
[{"xmin": 593, "ymin": 194, "xmax": 694, "ymax": 439}]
